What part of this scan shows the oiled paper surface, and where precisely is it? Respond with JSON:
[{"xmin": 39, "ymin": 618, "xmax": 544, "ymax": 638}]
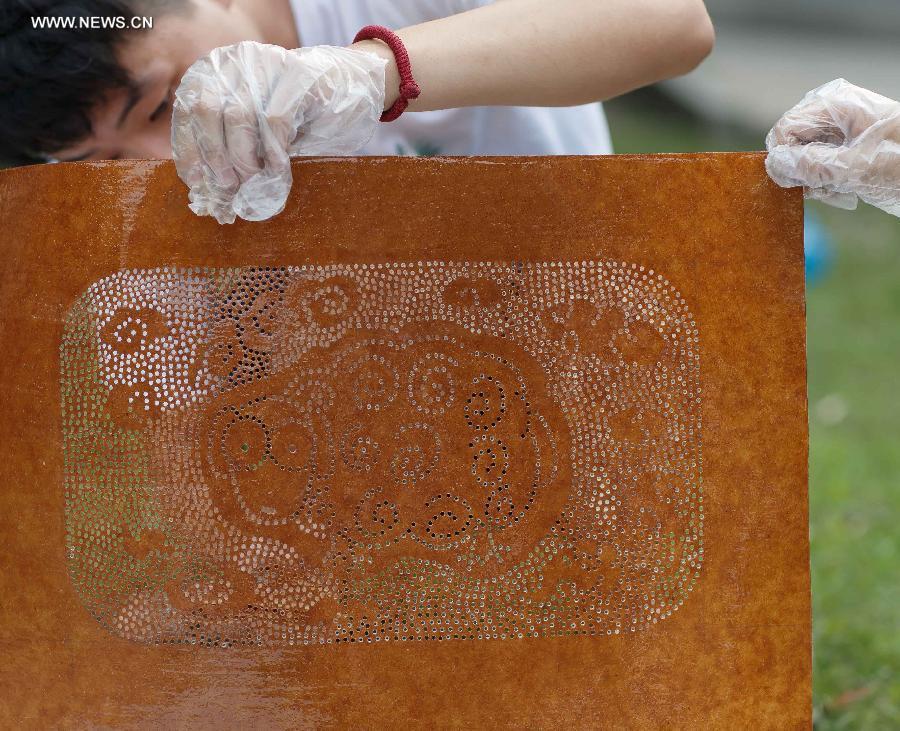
[{"xmin": 0, "ymin": 155, "xmax": 808, "ymax": 729}]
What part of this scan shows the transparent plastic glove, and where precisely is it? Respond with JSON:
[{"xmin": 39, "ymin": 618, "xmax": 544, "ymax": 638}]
[
  {"xmin": 766, "ymin": 78, "xmax": 900, "ymax": 217},
  {"xmin": 172, "ymin": 41, "xmax": 386, "ymax": 224}
]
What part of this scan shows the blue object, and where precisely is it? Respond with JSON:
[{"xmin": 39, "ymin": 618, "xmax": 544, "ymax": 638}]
[{"xmin": 804, "ymin": 210, "xmax": 833, "ymax": 284}]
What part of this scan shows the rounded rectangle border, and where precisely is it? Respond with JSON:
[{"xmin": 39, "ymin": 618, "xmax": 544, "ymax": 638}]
[{"xmin": 61, "ymin": 261, "xmax": 702, "ymax": 646}]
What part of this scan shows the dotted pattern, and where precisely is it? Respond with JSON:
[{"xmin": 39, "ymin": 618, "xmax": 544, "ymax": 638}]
[{"xmin": 62, "ymin": 262, "xmax": 703, "ymax": 646}]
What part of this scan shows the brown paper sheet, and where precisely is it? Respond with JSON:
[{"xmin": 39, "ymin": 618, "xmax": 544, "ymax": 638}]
[{"xmin": 0, "ymin": 154, "xmax": 810, "ymax": 728}]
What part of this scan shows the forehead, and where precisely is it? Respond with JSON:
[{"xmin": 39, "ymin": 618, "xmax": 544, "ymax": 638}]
[{"xmin": 117, "ymin": 12, "xmax": 190, "ymax": 69}]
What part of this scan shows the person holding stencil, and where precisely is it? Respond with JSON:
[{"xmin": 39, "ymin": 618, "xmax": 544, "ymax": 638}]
[
  {"xmin": 3, "ymin": 2, "xmax": 898, "ymax": 223},
  {"xmin": 1, "ymin": 0, "xmax": 715, "ymax": 222}
]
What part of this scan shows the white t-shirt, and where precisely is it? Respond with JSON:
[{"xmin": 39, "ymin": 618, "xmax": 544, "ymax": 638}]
[{"xmin": 290, "ymin": 0, "xmax": 614, "ymax": 156}]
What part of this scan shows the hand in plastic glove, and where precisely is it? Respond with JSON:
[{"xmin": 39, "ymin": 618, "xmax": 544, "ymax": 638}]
[
  {"xmin": 171, "ymin": 41, "xmax": 386, "ymax": 224},
  {"xmin": 766, "ymin": 78, "xmax": 900, "ymax": 217}
]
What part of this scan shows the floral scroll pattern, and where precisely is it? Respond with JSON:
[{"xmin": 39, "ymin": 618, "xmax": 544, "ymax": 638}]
[{"xmin": 62, "ymin": 262, "xmax": 702, "ymax": 646}]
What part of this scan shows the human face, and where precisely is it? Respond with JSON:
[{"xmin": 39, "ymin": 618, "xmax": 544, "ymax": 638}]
[{"xmin": 55, "ymin": 0, "xmax": 267, "ymax": 162}]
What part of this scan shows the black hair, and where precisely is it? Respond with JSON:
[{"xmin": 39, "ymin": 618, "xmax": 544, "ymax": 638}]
[{"xmin": 0, "ymin": 0, "xmax": 182, "ymax": 165}]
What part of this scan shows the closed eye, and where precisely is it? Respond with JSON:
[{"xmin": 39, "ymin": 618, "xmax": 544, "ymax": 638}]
[{"xmin": 149, "ymin": 91, "xmax": 171, "ymax": 123}]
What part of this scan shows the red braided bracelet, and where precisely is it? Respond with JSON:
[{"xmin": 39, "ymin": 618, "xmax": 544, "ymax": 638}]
[{"xmin": 353, "ymin": 25, "xmax": 421, "ymax": 123}]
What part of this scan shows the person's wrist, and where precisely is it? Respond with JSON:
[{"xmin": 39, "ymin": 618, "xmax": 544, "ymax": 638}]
[{"xmin": 350, "ymin": 39, "xmax": 400, "ymax": 112}]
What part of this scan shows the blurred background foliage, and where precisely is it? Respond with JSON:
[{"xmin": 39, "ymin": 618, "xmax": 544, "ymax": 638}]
[{"xmin": 605, "ymin": 2, "xmax": 899, "ymax": 725}]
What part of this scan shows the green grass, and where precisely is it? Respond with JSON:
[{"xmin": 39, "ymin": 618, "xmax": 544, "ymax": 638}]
[
  {"xmin": 605, "ymin": 91, "xmax": 900, "ymax": 729},
  {"xmin": 806, "ymin": 205, "xmax": 900, "ymax": 729}
]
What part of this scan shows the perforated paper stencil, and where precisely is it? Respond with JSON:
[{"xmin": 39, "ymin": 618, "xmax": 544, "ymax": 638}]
[
  {"xmin": 0, "ymin": 155, "xmax": 810, "ymax": 729},
  {"xmin": 63, "ymin": 262, "xmax": 701, "ymax": 646}
]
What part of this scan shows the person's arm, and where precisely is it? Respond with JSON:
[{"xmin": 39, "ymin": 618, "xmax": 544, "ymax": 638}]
[
  {"xmin": 354, "ymin": 0, "xmax": 714, "ymax": 111},
  {"xmin": 172, "ymin": 0, "xmax": 714, "ymax": 224}
]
